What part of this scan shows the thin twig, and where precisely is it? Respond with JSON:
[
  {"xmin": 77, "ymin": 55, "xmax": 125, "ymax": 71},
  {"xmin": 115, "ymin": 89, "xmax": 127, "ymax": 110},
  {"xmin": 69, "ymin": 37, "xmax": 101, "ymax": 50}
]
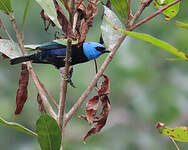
[
  {"xmin": 127, "ymin": 0, "xmax": 131, "ymax": 27},
  {"xmin": 9, "ymin": 13, "xmax": 57, "ymax": 119},
  {"xmin": 38, "ymin": 79, "xmax": 58, "ymax": 109},
  {"xmin": 0, "ymin": 18, "xmax": 13, "ymax": 41},
  {"xmin": 169, "ymin": 138, "xmax": 180, "ymax": 150},
  {"xmin": 129, "ymin": 0, "xmax": 152, "ymax": 27},
  {"xmin": 130, "ymin": 0, "xmax": 181, "ymax": 30},
  {"xmin": 59, "ymin": 1, "xmax": 76, "ymax": 148},
  {"xmin": 58, "ymin": 39, "xmax": 72, "ymax": 127}
]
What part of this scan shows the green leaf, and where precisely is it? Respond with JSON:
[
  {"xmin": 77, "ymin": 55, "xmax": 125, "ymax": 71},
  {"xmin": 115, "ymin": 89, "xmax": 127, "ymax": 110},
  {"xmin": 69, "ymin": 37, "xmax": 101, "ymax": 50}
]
[
  {"xmin": 176, "ymin": 21, "xmax": 188, "ymax": 30},
  {"xmin": 103, "ymin": 17, "xmax": 188, "ymax": 60},
  {"xmin": 0, "ymin": 0, "xmax": 12, "ymax": 14},
  {"xmin": 21, "ymin": 0, "xmax": 31, "ymax": 33},
  {"xmin": 34, "ymin": 0, "xmax": 61, "ymax": 29},
  {"xmin": 118, "ymin": 29, "xmax": 188, "ymax": 60},
  {"xmin": 153, "ymin": 0, "xmax": 180, "ymax": 21},
  {"xmin": 157, "ymin": 122, "xmax": 188, "ymax": 142},
  {"xmin": 36, "ymin": 114, "xmax": 62, "ymax": 150},
  {"xmin": 0, "ymin": 116, "xmax": 37, "ymax": 137},
  {"xmin": 54, "ymin": 38, "xmax": 78, "ymax": 45},
  {"xmin": 110, "ymin": 0, "xmax": 128, "ymax": 22}
]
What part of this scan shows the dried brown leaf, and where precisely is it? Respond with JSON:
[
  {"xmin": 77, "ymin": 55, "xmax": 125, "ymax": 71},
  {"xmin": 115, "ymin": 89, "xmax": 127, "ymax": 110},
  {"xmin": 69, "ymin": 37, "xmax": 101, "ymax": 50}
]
[
  {"xmin": 97, "ymin": 74, "xmax": 111, "ymax": 96},
  {"xmin": 53, "ymin": 0, "xmax": 76, "ymax": 39},
  {"xmin": 78, "ymin": 1, "xmax": 98, "ymax": 45},
  {"xmin": 83, "ymin": 95, "xmax": 111, "ymax": 142},
  {"xmin": 78, "ymin": 20, "xmax": 89, "ymax": 44},
  {"xmin": 40, "ymin": 9, "xmax": 55, "ymax": 31},
  {"xmin": 37, "ymin": 93, "xmax": 46, "ymax": 113},
  {"xmin": 14, "ymin": 64, "xmax": 29, "ymax": 115},
  {"xmin": 86, "ymin": 96, "xmax": 99, "ymax": 124}
]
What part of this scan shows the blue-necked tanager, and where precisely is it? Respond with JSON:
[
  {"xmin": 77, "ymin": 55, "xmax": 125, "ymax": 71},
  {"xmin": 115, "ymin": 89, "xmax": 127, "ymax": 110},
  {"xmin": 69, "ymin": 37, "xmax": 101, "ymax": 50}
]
[{"xmin": 10, "ymin": 41, "xmax": 110, "ymax": 69}]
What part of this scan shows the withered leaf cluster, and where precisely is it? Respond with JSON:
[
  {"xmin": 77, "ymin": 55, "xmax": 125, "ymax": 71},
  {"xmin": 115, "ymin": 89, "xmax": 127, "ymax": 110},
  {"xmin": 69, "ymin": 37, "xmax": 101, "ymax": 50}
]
[
  {"xmin": 42, "ymin": 0, "xmax": 98, "ymax": 45},
  {"xmin": 80, "ymin": 74, "xmax": 111, "ymax": 142}
]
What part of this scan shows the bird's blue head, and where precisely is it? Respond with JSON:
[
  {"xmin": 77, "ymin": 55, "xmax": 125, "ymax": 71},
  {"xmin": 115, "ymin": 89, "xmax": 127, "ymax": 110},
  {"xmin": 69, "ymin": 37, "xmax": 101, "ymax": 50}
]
[{"xmin": 83, "ymin": 42, "xmax": 110, "ymax": 60}]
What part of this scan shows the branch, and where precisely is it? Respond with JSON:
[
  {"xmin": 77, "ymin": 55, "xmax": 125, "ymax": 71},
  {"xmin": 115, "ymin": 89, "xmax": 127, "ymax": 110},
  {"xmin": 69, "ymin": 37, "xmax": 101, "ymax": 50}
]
[
  {"xmin": 58, "ymin": 39, "xmax": 72, "ymax": 127},
  {"xmin": 130, "ymin": 0, "xmax": 181, "ymax": 30},
  {"xmin": 9, "ymin": 13, "xmax": 57, "ymax": 119},
  {"xmin": 58, "ymin": 1, "xmax": 76, "ymax": 149},
  {"xmin": 169, "ymin": 138, "xmax": 181, "ymax": 150},
  {"xmin": 129, "ymin": 0, "xmax": 152, "ymax": 27}
]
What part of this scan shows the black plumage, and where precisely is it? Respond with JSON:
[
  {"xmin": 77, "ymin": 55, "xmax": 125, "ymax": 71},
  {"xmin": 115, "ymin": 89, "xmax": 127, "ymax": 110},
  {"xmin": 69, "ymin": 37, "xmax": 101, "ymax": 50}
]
[{"xmin": 10, "ymin": 42, "xmax": 88, "ymax": 69}]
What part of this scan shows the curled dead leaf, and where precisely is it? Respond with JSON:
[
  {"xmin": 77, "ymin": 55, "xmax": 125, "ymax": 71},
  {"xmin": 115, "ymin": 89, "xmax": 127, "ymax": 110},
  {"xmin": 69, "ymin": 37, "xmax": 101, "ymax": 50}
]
[
  {"xmin": 14, "ymin": 64, "xmax": 29, "ymax": 115},
  {"xmin": 40, "ymin": 9, "xmax": 56, "ymax": 31},
  {"xmin": 81, "ymin": 74, "xmax": 111, "ymax": 142},
  {"xmin": 53, "ymin": 0, "xmax": 77, "ymax": 39},
  {"xmin": 83, "ymin": 95, "xmax": 111, "ymax": 142},
  {"xmin": 97, "ymin": 74, "xmax": 111, "ymax": 96},
  {"xmin": 78, "ymin": 1, "xmax": 98, "ymax": 45},
  {"xmin": 86, "ymin": 96, "xmax": 99, "ymax": 124}
]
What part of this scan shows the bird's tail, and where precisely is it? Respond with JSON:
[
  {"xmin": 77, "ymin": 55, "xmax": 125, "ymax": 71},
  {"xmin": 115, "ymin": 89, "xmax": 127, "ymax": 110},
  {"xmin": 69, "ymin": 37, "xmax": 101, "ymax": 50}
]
[{"xmin": 10, "ymin": 55, "xmax": 33, "ymax": 65}]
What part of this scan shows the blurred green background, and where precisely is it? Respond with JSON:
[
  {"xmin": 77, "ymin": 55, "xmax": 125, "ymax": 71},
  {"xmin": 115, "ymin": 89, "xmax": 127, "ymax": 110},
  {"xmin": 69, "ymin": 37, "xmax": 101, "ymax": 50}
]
[{"xmin": 1, "ymin": 0, "xmax": 188, "ymax": 150}]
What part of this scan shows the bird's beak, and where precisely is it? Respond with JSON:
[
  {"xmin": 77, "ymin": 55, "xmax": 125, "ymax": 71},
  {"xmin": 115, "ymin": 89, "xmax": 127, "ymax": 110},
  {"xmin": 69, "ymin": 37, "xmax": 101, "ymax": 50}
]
[{"xmin": 104, "ymin": 49, "xmax": 111, "ymax": 53}]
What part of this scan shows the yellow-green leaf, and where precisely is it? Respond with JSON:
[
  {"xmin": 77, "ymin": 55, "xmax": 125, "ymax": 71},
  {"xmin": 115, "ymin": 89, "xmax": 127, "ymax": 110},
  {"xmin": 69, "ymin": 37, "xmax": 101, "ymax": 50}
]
[
  {"xmin": 157, "ymin": 122, "xmax": 188, "ymax": 142},
  {"xmin": 110, "ymin": 0, "xmax": 128, "ymax": 22},
  {"xmin": 0, "ymin": 0, "xmax": 12, "ymax": 14},
  {"xmin": 153, "ymin": 0, "xmax": 180, "ymax": 21},
  {"xmin": 0, "ymin": 117, "xmax": 37, "ymax": 137},
  {"xmin": 176, "ymin": 21, "xmax": 188, "ymax": 30},
  {"xmin": 104, "ymin": 17, "xmax": 188, "ymax": 60},
  {"xmin": 54, "ymin": 38, "xmax": 78, "ymax": 45}
]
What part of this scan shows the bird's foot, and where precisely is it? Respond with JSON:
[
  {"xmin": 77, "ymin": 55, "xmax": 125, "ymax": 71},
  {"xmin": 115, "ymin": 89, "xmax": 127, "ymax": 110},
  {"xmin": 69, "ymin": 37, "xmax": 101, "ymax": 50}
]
[
  {"xmin": 67, "ymin": 66, "xmax": 76, "ymax": 88},
  {"xmin": 64, "ymin": 57, "xmax": 72, "ymax": 63},
  {"xmin": 59, "ymin": 66, "xmax": 76, "ymax": 88}
]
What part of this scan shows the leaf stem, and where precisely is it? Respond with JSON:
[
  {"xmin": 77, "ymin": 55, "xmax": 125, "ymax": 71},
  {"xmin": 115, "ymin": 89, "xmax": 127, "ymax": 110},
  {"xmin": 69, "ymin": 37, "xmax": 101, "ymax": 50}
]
[
  {"xmin": 58, "ymin": 39, "xmax": 72, "ymax": 127},
  {"xmin": 130, "ymin": 0, "xmax": 181, "ymax": 30},
  {"xmin": 169, "ymin": 138, "xmax": 181, "ymax": 150},
  {"xmin": 0, "ymin": 18, "xmax": 13, "ymax": 41}
]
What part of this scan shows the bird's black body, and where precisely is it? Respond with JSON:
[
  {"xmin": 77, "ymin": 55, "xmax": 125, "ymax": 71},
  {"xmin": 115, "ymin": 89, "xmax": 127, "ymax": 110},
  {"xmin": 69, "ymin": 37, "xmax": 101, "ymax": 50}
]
[
  {"xmin": 11, "ymin": 42, "xmax": 88, "ymax": 69},
  {"xmin": 10, "ymin": 41, "xmax": 109, "ymax": 69}
]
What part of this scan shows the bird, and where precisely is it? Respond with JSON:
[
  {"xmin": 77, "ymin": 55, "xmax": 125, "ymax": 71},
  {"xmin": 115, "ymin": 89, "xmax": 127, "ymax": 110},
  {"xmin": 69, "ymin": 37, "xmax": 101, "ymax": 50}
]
[{"xmin": 10, "ymin": 41, "xmax": 110, "ymax": 69}]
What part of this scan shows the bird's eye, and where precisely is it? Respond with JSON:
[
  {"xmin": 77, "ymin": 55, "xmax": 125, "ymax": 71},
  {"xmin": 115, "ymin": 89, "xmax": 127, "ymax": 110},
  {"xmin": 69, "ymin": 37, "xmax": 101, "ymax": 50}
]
[{"xmin": 96, "ymin": 46, "xmax": 105, "ymax": 52}]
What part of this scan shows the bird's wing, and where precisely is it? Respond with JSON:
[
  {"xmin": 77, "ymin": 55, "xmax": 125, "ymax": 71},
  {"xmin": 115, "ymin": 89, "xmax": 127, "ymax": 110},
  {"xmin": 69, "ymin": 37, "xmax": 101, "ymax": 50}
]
[{"xmin": 33, "ymin": 42, "xmax": 66, "ymax": 51}]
